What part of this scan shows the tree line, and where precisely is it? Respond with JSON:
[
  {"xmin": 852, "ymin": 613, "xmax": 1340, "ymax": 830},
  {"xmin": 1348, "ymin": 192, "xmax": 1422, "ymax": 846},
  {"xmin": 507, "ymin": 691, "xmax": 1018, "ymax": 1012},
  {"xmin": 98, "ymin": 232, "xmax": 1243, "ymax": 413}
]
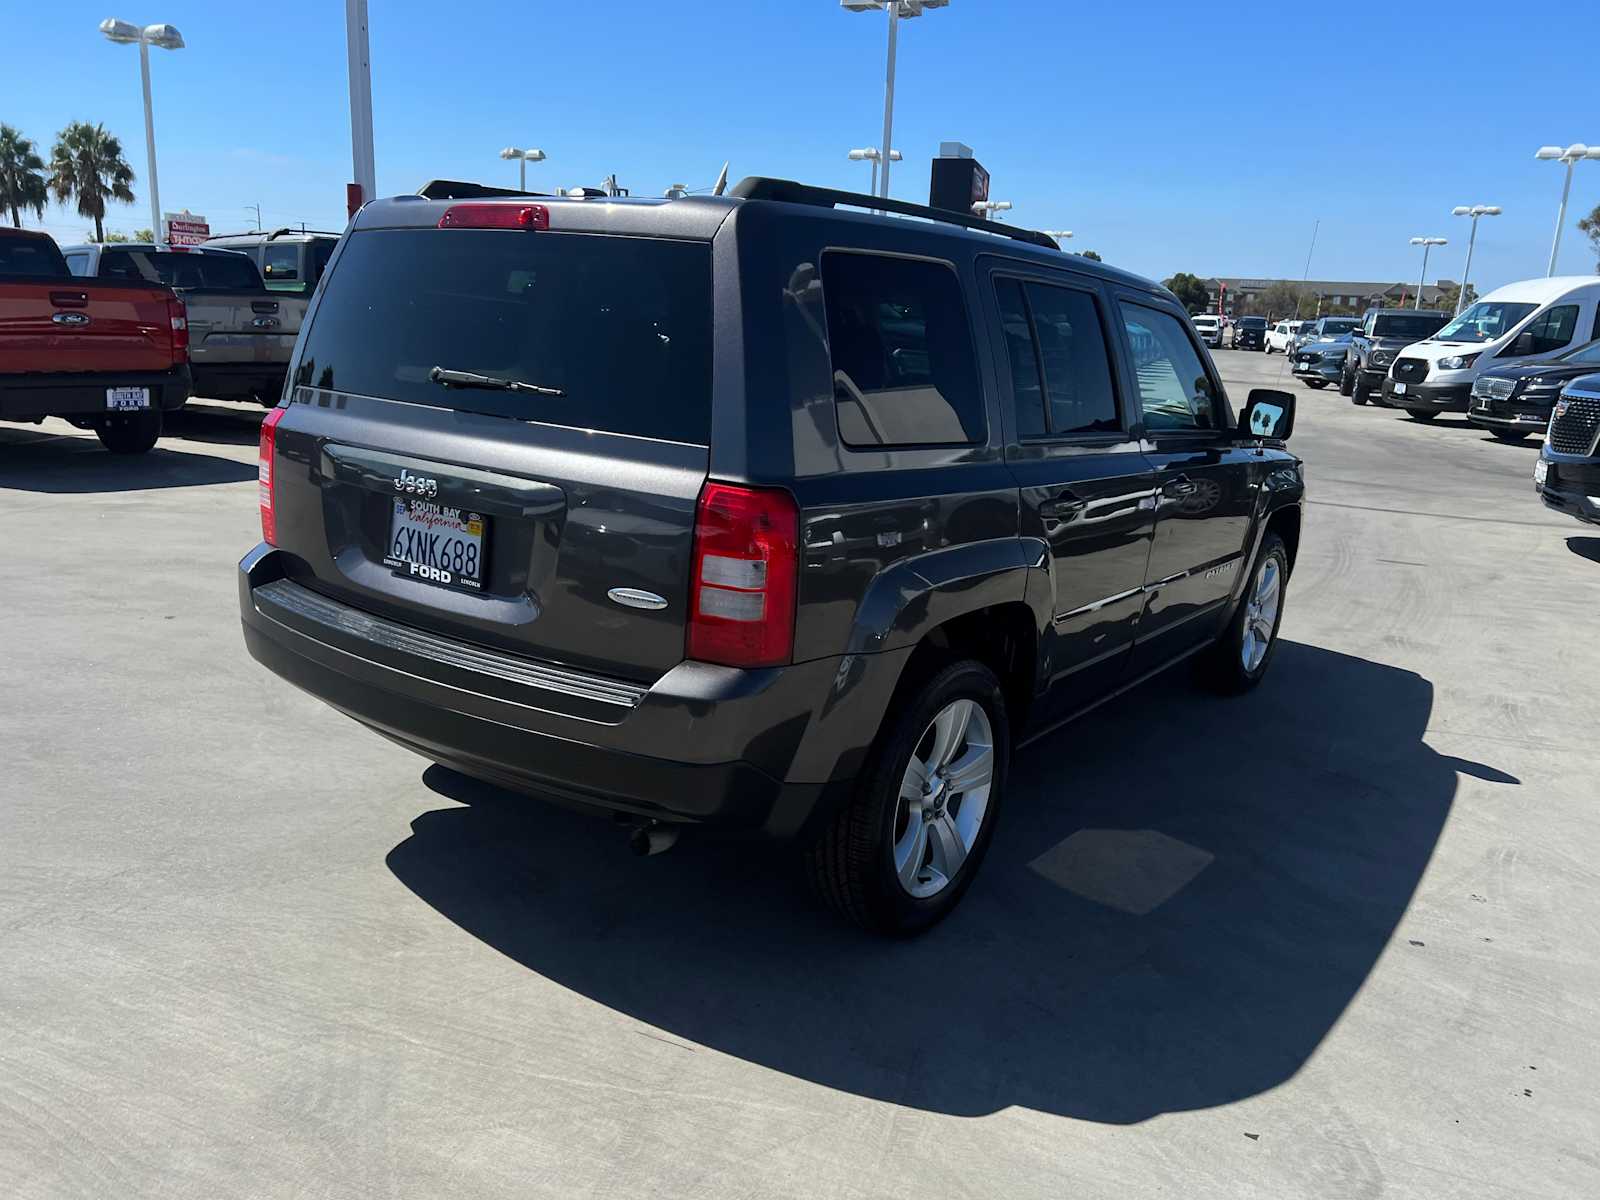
[
  {"xmin": 1162, "ymin": 271, "xmax": 1485, "ymax": 320},
  {"xmin": 1, "ymin": 120, "xmax": 137, "ymax": 241}
]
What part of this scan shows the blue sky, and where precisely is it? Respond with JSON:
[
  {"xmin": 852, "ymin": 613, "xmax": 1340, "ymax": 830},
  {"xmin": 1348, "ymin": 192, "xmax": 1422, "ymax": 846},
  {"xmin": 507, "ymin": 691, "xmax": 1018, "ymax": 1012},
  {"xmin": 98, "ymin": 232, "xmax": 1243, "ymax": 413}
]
[{"xmin": 5, "ymin": 0, "xmax": 1596, "ymax": 291}]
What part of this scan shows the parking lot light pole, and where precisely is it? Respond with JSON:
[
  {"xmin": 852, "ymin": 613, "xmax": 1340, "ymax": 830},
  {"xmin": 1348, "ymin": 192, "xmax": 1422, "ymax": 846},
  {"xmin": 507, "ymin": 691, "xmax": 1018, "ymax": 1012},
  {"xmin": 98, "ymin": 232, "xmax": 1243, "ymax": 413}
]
[
  {"xmin": 1408, "ymin": 237, "xmax": 1447, "ymax": 310},
  {"xmin": 1450, "ymin": 205, "xmax": 1501, "ymax": 315},
  {"xmin": 847, "ymin": 147, "xmax": 900, "ymax": 197},
  {"xmin": 1534, "ymin": 144, "xmax": 1600, "ymax": 276},
  {"xmin": 973, "ymin": 200, "xmax": 1012, "ymax": 222},
  {"xmin": 499, "ymin": 147, "xmax": 546, "ymax": 192},
  {"xmin": 841, "ymin": 1, "xmax": 949, "ymax": 199},
  {"xmin": 98, "ymin": 19, "xmax": 184, "ymax": 246},
  {"xmin": 1041, "ymin": 230, "xmax": 1073, "ymax": 246}
]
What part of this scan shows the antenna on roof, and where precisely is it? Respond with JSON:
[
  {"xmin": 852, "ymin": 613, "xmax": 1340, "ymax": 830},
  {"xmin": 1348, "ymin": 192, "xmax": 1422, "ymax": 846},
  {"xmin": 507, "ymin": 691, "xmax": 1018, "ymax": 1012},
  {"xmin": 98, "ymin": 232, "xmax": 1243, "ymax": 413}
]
[{"xmin": 712, "ymin": 162, "xmax": 730, "ymax": 197}]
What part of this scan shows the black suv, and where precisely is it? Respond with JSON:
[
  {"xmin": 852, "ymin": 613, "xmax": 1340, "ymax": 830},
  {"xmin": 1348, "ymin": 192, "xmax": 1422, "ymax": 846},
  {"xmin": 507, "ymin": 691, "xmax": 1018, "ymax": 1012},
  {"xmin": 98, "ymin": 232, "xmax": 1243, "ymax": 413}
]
[
  {"xmin": 1536, "ymin": 374, "xmax": 1600, "ymax": 525},
  {"xmin": 1470, "ymin": 337, "xmax": 1600, "ymax": 443},
  {"xmin": 1234, "ymin": 315, "xmax": 1267, "ymax": 351},
  {"xmin": 239, "ymin": 179, "xmax": 1305, "ymax": 934},
  {"xmin": 1342, "ymin": 308, "xmax": 1449, "ymax": 405}
]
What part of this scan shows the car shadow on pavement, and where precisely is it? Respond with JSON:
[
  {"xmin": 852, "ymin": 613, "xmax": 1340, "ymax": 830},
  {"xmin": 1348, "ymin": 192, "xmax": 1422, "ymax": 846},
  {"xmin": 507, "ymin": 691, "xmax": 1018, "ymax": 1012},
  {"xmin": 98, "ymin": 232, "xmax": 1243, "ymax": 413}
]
[
  {"xmin": 0, "ymin": 426, "xmax": 256, "ymax": 492},
  {"xmin": 162, "ymin": 402, "xmax": 268, "ymax": 447},
  {"xmin": 388, "ymin": 640, "xmax": 1494, "ymax": 1124},
  {"xmin": 1568, "ymin": 537, "xmax": 1600, "ymax": 565}
]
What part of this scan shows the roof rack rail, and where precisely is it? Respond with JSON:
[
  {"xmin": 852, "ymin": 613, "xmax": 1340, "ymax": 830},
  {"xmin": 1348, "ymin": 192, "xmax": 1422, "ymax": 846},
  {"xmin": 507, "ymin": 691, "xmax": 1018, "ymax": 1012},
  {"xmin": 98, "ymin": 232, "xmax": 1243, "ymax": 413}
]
[
  {"xmin": 267, "ymin": 227, "xmax": 341, "ymax": 240},
  {"xmin": 727, "ymin": 176, "xmax": 1060, "ymax": 252},
  {"xmin": 416, "ymin": 179, "xmax": 556, "ymax": 201}
]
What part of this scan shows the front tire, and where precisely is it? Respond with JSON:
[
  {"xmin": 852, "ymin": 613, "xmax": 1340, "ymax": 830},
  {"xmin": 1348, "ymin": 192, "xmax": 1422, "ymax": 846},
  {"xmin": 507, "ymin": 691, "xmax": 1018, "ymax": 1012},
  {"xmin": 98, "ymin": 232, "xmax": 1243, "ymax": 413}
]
[
  {"xmin": 1352, "ymin": 374, "xmax": 1371, "ymax": 406},
  {"xmin": 807, "ymin": 660, "xmax": 1009, "ymax": 936},
  {"xmin": 1198, "ymin": 532, "xmax": 1288, "ymax": 694},
  {"xmin": 1408, "ymin": 410, "xmax": 1438, "ymax": 422},
  {"xmin": 1491, "ymin": 428, "xmax": 1529, "ymax": 443},
  {"xmin": 94, "ymin": 409, "xmax": 162, "ymax": 454},
  {"xmin": 1339, "ymin": 364, "xmax": 1355, "ymax": 396},
  {"xmin": 1307, "ymin": 379, "xmax": 1328, "ymax": 390}
]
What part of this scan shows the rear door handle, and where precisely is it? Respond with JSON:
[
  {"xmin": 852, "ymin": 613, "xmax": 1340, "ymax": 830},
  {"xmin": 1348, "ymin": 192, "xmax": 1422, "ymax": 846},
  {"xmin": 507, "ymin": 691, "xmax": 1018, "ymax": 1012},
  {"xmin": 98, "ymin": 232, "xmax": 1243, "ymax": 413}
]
[
  {"xmin": 1038, "ymin": 492, "xmax": 1089, "ymax": 520},
  {"xmin": 1163, "ymin": 475, "xmax": 1198, "ymax": 498}
]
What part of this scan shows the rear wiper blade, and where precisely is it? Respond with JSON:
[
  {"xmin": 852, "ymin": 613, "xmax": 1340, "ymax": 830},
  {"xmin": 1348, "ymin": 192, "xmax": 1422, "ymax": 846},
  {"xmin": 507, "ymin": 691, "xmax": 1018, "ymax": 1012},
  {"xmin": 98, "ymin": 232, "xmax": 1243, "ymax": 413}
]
[{"xmin": 429, "ymin": 366, "xmax": 565, "ymax": 397}]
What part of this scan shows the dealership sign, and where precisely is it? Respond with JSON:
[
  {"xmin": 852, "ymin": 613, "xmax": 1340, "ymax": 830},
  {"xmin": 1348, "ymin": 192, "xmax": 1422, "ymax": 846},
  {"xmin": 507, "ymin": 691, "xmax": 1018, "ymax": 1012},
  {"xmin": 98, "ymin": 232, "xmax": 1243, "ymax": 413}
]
[{"xmin": 163, "ymin": 210, "xmax": 210, "ymax": 246}]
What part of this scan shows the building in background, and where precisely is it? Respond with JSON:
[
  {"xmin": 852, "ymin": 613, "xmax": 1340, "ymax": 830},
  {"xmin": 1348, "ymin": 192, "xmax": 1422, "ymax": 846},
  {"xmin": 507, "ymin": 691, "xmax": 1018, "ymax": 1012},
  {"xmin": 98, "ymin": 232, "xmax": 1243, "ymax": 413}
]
[{"xmin": 1207, "ymin": 277, "xmax": 1458, "ymax": 318}]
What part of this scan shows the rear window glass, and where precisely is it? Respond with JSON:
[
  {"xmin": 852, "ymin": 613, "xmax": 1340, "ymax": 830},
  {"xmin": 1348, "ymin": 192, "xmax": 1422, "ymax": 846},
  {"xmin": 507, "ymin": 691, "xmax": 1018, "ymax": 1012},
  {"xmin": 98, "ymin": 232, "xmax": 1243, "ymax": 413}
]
[
  {"xmin": 821, "ymin": 251, "xmax": 984, "ymax": 447},
  {"xmin": 262, "ymin": 244, "xmax": 303, "ymax": 292},
  {"xmin": 99, "ymin": 249, "xmax": 262, "ymax": 290},
  {"xmin": 293, "ymin": 228, "xmax": 713, "ymax": 444},
  {"xmin": 0, "ymin": 237, "xmax": 68, "ymax": 277}
]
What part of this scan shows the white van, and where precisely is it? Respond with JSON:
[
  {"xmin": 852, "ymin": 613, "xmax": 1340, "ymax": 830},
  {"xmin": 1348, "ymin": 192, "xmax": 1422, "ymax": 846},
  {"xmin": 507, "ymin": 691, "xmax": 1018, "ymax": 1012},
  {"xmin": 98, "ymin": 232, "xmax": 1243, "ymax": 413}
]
[{"xmin": 1381, "ymin": 276, "xmax": 1600, "ymax": 419}]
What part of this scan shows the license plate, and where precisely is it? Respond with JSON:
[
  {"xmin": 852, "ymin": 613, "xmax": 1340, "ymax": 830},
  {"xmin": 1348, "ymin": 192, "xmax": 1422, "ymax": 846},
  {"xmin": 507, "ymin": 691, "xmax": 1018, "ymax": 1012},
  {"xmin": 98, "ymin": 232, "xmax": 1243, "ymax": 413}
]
[
  {"xmin": 1392, "ymin": 382, "xmax": 1408, "ymax": 395},
  {"xmin": 106, "ymin": 386, "xmax": 150, "ymax": 411},
  {"xmin": 1534, "ymin": 459, "xmax": 1548, "ymax": 487},
  {"xmin": 385, "ymin": 498, "xmax": 487, "ymax": 591}
]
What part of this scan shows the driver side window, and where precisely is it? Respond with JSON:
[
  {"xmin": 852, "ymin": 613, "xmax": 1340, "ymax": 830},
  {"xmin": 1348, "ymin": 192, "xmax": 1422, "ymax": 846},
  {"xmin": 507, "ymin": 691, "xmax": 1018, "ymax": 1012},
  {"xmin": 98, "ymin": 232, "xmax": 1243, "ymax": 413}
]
[{"xmin": 1120, "ymin": 304, "xmax": 1219, "ymax": 432}]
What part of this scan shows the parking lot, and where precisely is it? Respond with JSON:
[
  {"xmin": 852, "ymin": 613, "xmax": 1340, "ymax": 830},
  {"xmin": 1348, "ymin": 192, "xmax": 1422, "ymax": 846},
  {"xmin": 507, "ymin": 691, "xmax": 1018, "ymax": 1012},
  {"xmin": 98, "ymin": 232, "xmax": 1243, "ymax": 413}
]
[{"xmin": 3, "ymin": 351, "xmax": 1597, "ymax": 1198}]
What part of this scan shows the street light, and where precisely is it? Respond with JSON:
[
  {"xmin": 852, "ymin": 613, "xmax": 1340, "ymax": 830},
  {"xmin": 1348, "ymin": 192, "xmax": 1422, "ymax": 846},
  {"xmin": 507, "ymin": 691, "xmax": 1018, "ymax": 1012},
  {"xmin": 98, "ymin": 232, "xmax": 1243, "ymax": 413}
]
[
  {"xmin": 1534, "ymin": 143, "xmax": 1600, "ymax": 276},
  {"xmin": 99, "ymin": 18, "xmax": 184, "ymax": 245},
  {"xmin": 973, "ymin": 200, "xmax": 1012, "ymax": 222},
  {"xmin": 1040, "ymin": 230, "xmax": 1073, "ymax": 245},
  {"xmin": 1449, "ymin": 205, "xmax": 1501, "ymax": 315},
  {"xmin": 1408, "ymin": 236, "xmax": 1447, "ymax": 310},
  {"xmin": 499, "ymin": 146, "xmax": 546, "ymax": 192},
  {"xmin": 847, "ymin": 147, "xmax": 901, "ymax": 197},
  {"xmin": 840, "ymin": 0, "xmax": 949, "ymax": 199}
]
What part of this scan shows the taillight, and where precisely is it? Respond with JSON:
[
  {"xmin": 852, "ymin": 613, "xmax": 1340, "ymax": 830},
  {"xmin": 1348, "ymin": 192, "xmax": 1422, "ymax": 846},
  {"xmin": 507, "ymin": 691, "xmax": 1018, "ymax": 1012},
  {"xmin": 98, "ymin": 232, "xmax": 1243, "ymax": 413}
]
[
  {"xmin": 687, "ymin": 482, "xmax": 799, "ymax": 669},
  {"xmin": 436, "ymin": 203, "xmax": 550, "ymax": 230},
  {"xmin": 168, "ymin": 295, "xmax": 188, "ymax": 359},
  {"xmin": 258, "ymin": 406, "xmax": 286, "ymax": 546}
]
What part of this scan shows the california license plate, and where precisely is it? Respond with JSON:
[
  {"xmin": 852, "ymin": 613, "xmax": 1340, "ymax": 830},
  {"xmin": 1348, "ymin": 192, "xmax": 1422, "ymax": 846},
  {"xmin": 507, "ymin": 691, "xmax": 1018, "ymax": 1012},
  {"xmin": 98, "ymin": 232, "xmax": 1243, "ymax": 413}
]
[
  {"xmin": 106, "ymin": 386, "xmax": 150, "ymax": 410},
  {"xmin": 385, "ymin": 498, "xmax": 487, "ymax": 591},
  {"xmin": 1391, "ymin": 381, "xmax": 1408, "ymax": 395},
  {"xmin": 1534, "ymin": 459, "xmax": 1549, "ymax": 487}
]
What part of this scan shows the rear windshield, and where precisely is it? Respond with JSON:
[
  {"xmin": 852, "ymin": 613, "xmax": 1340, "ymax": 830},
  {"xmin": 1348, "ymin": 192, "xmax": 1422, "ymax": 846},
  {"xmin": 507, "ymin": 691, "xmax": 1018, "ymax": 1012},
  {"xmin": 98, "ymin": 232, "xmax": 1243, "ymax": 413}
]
[
  {"xmin": 1371, "ymin": 312, "xmax": 1449, "ymax": 339},
  {"xmin": 0, "ymin": 237, "xmax": 69, "ymax": 277},
  {"xmin": 293, "ymin": 229, "xmax": 712, "ymax": 444},
  {"xmin": 99, "ymin": 248, "xmax": 263, "ymax": 291}
]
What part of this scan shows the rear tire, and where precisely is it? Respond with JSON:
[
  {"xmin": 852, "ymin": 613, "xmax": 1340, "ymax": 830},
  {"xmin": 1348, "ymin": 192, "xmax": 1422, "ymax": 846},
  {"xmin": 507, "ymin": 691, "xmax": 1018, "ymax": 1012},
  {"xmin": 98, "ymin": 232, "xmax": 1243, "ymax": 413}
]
[
  {"xmin": 1408, "ymin": 410, "xmax": 1438, "ymax": 422},
  {"xmin": 1198, "ymin": 532, "xmax": 1288, "ymax": 695},
  {"xmin": 94, "ymin": 409, "xmax": 162, "ymax": 455},
  {"xmin": 1490, "ymin": 428, "xmax": 1528, "ymax": 443},
  {"xmin": 806, "ymin": 659, "xmax": 1009, "ymax": 936}
]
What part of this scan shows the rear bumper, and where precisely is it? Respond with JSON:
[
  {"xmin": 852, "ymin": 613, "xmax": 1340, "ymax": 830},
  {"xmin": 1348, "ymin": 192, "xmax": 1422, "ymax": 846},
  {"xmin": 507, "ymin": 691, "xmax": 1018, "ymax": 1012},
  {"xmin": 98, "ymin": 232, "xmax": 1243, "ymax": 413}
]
[
  {"xmin": 1382, "ymin": 379, "xmax": 1470, "ymax": 412},
  {"xmin": 0, "ymin": 364, "xmax": 191, "ymax": 420},
  {"xmin": 238, "ymin": 546, "xmax": 906, "ymax": 837},
  {"xmin": 191, "ymin": 362, "xmax": 286, "ymax": 402}
]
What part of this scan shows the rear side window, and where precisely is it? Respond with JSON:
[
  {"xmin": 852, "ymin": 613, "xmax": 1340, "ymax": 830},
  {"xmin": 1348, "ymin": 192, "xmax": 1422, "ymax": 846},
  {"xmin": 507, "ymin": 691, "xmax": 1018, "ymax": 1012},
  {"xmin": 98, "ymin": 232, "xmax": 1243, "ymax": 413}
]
[
  {"xmin": 293, "ymin": 228, "xmax": 713, "ymax": 444},
  {"xmin": 262, "ymin": 244, "xmax": 302, "ymax": 292},
  {"xmin": 1518, "ymin": 304, "xmax": 1578, "ymax": 355},
  {"xmin": 995, "ymin": 278, "xmax": 1119, "ymax": 438},
  {"xmin": 1121, "ymin": 303, "xmax": 1219, "ymax": 432},
  {"xmin": 822, "ymin": 251, "xmax": 984, "ymax": 447},
  {"xmin": 99, "ymin": 249, "xmax": 262, "ymax": 290},
  {"xmin": 64, "ymin": 252, "xmax": 91, "ymax": 276}
]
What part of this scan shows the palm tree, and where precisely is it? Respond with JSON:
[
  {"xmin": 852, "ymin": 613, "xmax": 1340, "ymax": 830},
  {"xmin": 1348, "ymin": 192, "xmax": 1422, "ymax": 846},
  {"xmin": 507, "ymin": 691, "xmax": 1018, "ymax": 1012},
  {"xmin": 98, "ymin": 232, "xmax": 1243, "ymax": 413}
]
[
  {"xmin": 48, "ymin": 121, "xmax": 135, "ymax": 243},
  {"xmin": 0, "ymin": 124, "xmax": 48, "ymax": 228}
]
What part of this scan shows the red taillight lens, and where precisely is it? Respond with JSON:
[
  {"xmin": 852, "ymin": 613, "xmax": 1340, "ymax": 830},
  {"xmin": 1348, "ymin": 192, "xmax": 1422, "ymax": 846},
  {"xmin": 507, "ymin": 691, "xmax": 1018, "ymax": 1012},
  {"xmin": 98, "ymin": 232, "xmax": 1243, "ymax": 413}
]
[
  {"xmin": 168, "ymin": 295, "xmax": 188, "ymax": 359},
  {"xmin": 436, "ymin": 203, "xmax": 550, "ymax": 230},
  {"xmin": 687, "ymin": 482, "xmax": 799, "ymax": 669},
  {"xmin": 258, "ymin": 406, "xmax": 286, "ymax": 546}
]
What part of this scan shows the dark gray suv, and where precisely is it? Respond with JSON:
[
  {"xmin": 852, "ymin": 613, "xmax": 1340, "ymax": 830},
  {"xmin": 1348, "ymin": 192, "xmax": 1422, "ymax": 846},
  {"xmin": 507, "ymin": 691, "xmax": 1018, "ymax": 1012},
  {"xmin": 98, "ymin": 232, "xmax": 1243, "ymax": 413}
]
[{"xmin": 239, "ymin": 179, "xmax": 1305, "ymax": 934}]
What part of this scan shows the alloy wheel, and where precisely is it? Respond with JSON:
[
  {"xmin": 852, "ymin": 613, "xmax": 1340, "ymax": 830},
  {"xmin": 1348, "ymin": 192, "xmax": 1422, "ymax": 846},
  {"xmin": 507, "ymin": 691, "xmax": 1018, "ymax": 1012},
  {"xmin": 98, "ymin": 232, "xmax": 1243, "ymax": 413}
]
[
  {"xmin": 1241, "ymin": 556, "xmax": 1281, "ymax": 673},
  {"xmin": 892, "ymin": 699, "xmax": 995, "ymax": 899}
]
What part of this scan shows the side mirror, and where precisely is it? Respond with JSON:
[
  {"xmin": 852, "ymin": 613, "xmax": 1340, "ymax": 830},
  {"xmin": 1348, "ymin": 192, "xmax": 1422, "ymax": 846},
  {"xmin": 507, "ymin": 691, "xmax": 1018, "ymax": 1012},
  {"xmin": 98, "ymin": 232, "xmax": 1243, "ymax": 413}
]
[
  {"xmin": 1240, "ymin": 388, "xmax": 1295, "ymax": 441},
  {"xmin": 1511, "ymin": 331, "xmax": 1536, "ymax": 356}
]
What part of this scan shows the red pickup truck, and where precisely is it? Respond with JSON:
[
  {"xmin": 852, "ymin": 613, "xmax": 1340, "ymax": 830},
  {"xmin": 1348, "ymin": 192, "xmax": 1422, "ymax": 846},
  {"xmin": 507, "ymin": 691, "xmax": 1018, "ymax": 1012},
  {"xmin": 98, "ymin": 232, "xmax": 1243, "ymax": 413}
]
[{"xmin": 1, "ymin": 227, "xmax": 190, "ymax": 454}]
